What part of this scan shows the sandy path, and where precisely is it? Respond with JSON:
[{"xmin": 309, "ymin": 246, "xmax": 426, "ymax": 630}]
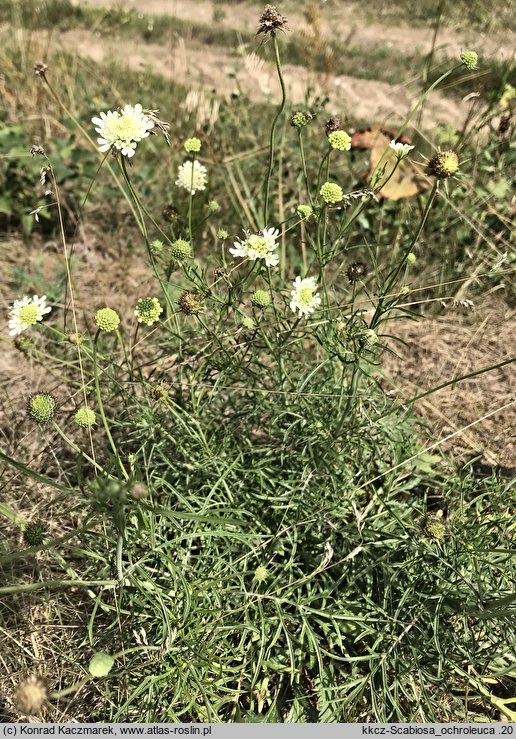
[
  {"xmin": 53, "ymin": 27, "xmax": 473, "ymax": 129},
  {"xmin": 73, "ymin": 0, "xmax": 516, "ymax": 61}
]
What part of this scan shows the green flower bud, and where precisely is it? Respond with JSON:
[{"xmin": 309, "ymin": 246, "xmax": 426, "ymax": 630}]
[
  {"xmin": 207, "ymin": 200, "xmax": 220, "ymax": 212},
  {"xmin": 460, "ymin": 50, "xmax": 478, "ymax": 70},
  {"xmin": 320, "ymin": 181, "xmax": 343, "ymax": 204},
  {"xmin": 327, "ymin": 130, "xmax": 351, "ymax": 151},
  {"xmin": 67, "ymin": 331, "xmax": 84, "ymax": 346},
  {"xmin": 406, "ymin": 252, "xmax": 416, "ymax": 265},
  {"xmin": 241, "ymin": 316, "xmax": 255, "ymax": 330},
  {"xmin": 134, "ymin": 297, "xmax": 163, "ymax": 326},
  {"xmin": 296, "ymin": 204, "xmax": 313, "ymax": 220},
  {"xmin": 28, "ymin": 393, "xmax": 57, "ymax": 425},
  {"xmin": 362, "ymin": 329, "xmax": 378, "ymax": 347},
  {"xmin": 216, "ymin": 228, "xmax": 229, "ymax": 241},
  {"xmin": 184, "ymin": 137, "xmax": 202, "ymax": 153},
  {"xmin": 74, "ymin": 406, "xmax": 96, "ymax": 429},
  {"xmin": 95, "ymin": 308, "xmax": 120, "ymax": 333},
  {"xmin": 251, "ymin": 290, "xmax": 272, "ymax": 309},
  {"xmin": 290, "ymin": 111, "xmax": 309, "ymax": 128},
  {"xmin": 23, "ymin": 521, "xmax": 47, "ymax": 546},
  {"xmin": 254, "ymin": 565, "xmax": 270, "ymax": 583},
  {"xmin": 149, "ymin": 239, "xmax": 164, "ymax": 255},
  {"xmin": 169, "ymin": 238, "xmax": 193, "ymax": 262}
]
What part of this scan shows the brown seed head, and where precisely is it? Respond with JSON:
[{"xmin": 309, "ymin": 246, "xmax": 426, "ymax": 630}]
[
  {"xmin": 178, "ymin": 291, "xmax": 205, "ymax": 316},
  {"xmin": 346, "ymin": 261, "xmax": 368, "ymax": 284},
  {"xmin": 324, "ymin": 118, "xmax": 341, "ymax": 136},
  {"xmin": 33, "ymin": 62, "xmax": 48, "ymax": 78},
  {"xmin": 257, "ymin": 5, "xmax": 287, "ymax": 36},
  {"xmin": 426, "ymin": 150, "xmax": 459, "ymax": 179}
]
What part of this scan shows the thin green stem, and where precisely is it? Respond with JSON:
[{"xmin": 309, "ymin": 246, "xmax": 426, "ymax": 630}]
[{"xmin": 263, "ymin": 35, "xmax": 287, "ymax": 227}]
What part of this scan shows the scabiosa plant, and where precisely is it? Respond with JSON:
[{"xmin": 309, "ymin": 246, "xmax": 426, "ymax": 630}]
[
  {"xmin": 23, "ymin": 521, "xmax": 47, "ymax": 546},
  {"xmin": 27, "ymin": 393, "xmax": 57, "ymax": 425},
  {"xmin": 134, "ymin": 297, "xmax": 163, "ymax": 326},
  {"xmin": 327, "ymin": 130, "xmax": 351, "ymax": 151},
  {"xmin": 290, "ymin": 276, "xmax": 321, "ymax": 317},
  {"xmin": 389, "ymin": 139, "xmax": 414, "ymax": 158},
  {"xmin": 427, "ymin": 150, "xmax": 460, "ymax": 179},
  {"xmin": 217, "ymin": 228, "xmax": 229, "ymax": 241},
  {"xmin": 320, "ymin": 182, "xmax": 343, "ymax": 204},
  {"xmin": 95, "ymin": 308, "xmax": 120, "ymax": 333},
  {"xmin": 8, "ymin": 295, "xmax": 51, "ymax": 336},
  {"xmin": 169, "ymin": 239, "xmax": 193, "ymax": 262},
  {"xmin": 251, "ymin": 289, "xmax": 272, "ymax": 309},
  {"xmin": 290, "ymin": 111, "xmax": 311, "ymax": 128},
  {"xmin": 175, "ymin": 160, "xmax": 207, "ymax": 194},
  {"xmin": 362, "ymin": 329, "xmax": 378, "ymax": 347},
  {"xmin": 74, "ymin": 407, "xmax": 96, "ymax": 428},
  {"xmin": 230, "ymin": 228, "xmax": 280, "ymax": 267},
  {"xmin": 178, "ymin": 291, "xmax": 205, "ymax": 316},
  {"xmin": 460, "ymin": 49, "xmax": 478, "ymax": 70},
  {"xmin": 184, "ymin": 137, "xmax": 201, "ymax": 153},
  {"xmin": 149, "ymin": 239, "xmax": 164, "ymax": 255},
  {"xmin": 92, "ymin": 103, "xmax": 155, "ymax": 158}
]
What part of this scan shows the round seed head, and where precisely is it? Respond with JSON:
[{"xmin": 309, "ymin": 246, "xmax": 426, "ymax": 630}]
[
  {"xmin": 290, "ymin": 111, "xmax": 309, "ymax": 128},
  {"xmin": 207, "ymin": 200, "xmax": 220, "ymax": 212},
  {"xmin": 169, "ymin": 238, "xmax": 193, "ymax": 262},
  {"xmin": 74, "ymin": 406, "xmax": 96, "ymax": 429},
  {"xmin": 241, "ymin": 316, "xmax": 255, "ymax": 330},
  {"xmin": 28, "ymin": 393, "xmax": 57, "ymax": 425},
  {"xmin": 178, "ymin": 291, "xmax": 205, "ymax": 316},
  {"xmin": 427, "ymin": 150, "xmax": 459, "ymax": 179},
  {"xmin": 320, "ymin": 181, "xmax": 343, "ymax": 204},
  {"xmin": 184, "ymin": 137, "xmax": 201, "ymax": 153},
  {"xmin": 217, "ymin": 228, "xmax": 229, "ymax": 240},
  {"xmin": 460, "ymin": 49, "xmax": 478, "ymax": 70},
  {"xmin": 327, "ymin": 130, "xmax": 351, "ymax": 151},
  {"xmin": 424, "ymin": 514, "xmax": 446, "ymax": 540},
  {"xmin": 14, "ymin": 676, "xmax": 48, "ymax": 715},
  {"xmin": 406, "ymin": 252, "xmax": 416, "ymax": 265},
  {"xmin": 346, "ymin": 261, "xmax": 368, "ymax": 283},
  {"xmin": 251, "ymin": 289, "xmax": 272, "ymax": 309},
  {"xmin": 362, "ymin": 329, "xmax": 378, "ymax": 347},
  {"xmin": 131, "ymin": 482, "xmax": 149, "ymax": 500},
  {"xmin": 95, "ymin": 307, "xmax": 120, "ymax": 333},
  {"xmin": 23, "ymin": 521, "xmax": 47, "ymax": 546},
  {"xmin": 149, "ymin": 381, "xmax": 171, "ymax": 404},
  {"xmin": 254, "ymin": 565, "xmax": 270, "ymax": 583}
]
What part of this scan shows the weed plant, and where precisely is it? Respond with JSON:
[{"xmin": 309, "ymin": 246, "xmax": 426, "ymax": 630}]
[{"xmin": 0, "ymin": 4, "xmax": 515, "ymax": 724}]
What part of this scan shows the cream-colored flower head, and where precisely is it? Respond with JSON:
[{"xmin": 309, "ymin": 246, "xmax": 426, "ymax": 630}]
[
  {"xmin": 8, "ymin": 295, "xmax": 51, "ymax": 336},
  {"xmin": 290, "ymin": 276, "xmax": 321, "ymax": 317},
  {"xmin": 229, "ymin": 228, "xmax": 280, "ymax": 267},
  {"xmin": 175, "ymin": 160, "xmax": 207, "ymax": 193},
  {"xmin": 389, "ymin": 140, "xmax": 414, "ymax": 158},
  {"xmin": 92, "ymin": 103, "xmax": 154, "ymax": 158}
]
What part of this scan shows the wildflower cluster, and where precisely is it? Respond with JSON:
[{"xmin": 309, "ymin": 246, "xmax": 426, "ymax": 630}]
[{"xmin": 230, "ymin": 228, "xmax": 280, "ymax": 267}]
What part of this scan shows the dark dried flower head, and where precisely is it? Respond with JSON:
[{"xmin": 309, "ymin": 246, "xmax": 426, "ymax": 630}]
[
  {"xmin": 149, "ymin": 381, "xmax": 171, "ymax": 405},
  {"xmin": 178, "ymin": 291, "xmax": 205, "ymax": 316},
  {"xmin": 498, "ymin": 114, "xmax": 511, "ymax": 137},
  {"xmin": 324, "ymin": 118, "xmax": 341, "ymax": 136},
  {"xmin": 33, "ymin": 62, "xmax": 48, "ymax": 78},
  {"xmin": 23, "ymin": 521, "xmax": 47, "ymax": 547},
  {"xmin": 257, "ymin": 5, "xmax": 287, "ymax": 35},
  {"xmin": 346, "ymin": 261, "xmax": 368, "ymax": 284},
  {"xmin": 30, "ymin": 144, "xmax": 46, "ymax": 157},
  {"xmin": 14, "ymin": 676, "xmax": 48, "ymax": 715},
  {"xmin": 162, "ymin": 204, "xmax": 180, "ymax": 224}
]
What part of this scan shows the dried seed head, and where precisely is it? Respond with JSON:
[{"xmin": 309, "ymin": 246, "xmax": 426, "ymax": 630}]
[
  {"xmin": 67, "ymin": 331, "xmax": 84, "ymax": 346},
  {"xmin": 346, "ymin": 261, "xmax": 368, "ymax": 283},
  {"xmin": 178, "ymin": 291, "xmax": 205, "ymax": 316},
  {"xmin": 14, "ymin": 676, "xmax": 48, "ymax": 715},
  {"xmin": 424, "ymin": 514, "xmax": 446, "ymax": 541},
  {"xmin": 149, "ymin": 381, "xmax": 171, "ymax": 404},
  {"xmin": 33, "ymin": 62, "xmax": 48, "ymax": 78},
  {"xmin": 324, "ymin": 118, "xmax": 341, "ymax": 135},
  {"xmin": 426, "ymin": 150, "xmax": 459, "ymax": 179},
  {"xmin": 162, "ymin": 204, "xmax": 180, "ymax": 223},
  {"xmin": 257, "ymin": 5, "xmax": 287, "ymax": 35},
  {"xmin": 131, "ymin": 482, "xmax": 149, "ymax": 500}
]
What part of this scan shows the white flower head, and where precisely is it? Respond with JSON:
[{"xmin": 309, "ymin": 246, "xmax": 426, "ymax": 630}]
[
  {"xmin": 290, "ymin": 276, "xmax": 321, "ymax": 317},
  {"xmin": 229, "ymin": 227, "xmax": 280, "ymax": 267},
  {"xmin": 92, "ymin": 103, "xmax": 154, "ymax": 158},
  {"xmin": 389, "ymin": 140, "xmax": 414, "ymax": 159},
  {"xmin": 8, "ymin": 295, "xmax": 51, "ymax": 336},
  {"xmin": 175, "ymin": 160, "xmax": 208, "ymax": 194}
]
